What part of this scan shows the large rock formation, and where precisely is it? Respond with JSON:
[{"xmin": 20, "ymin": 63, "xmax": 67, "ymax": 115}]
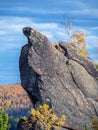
[{"xmin": 19, "ymin": 27, "xmax": 98, "ymax": 130}]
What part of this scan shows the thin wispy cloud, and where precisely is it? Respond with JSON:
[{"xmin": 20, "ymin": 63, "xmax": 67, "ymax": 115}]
[
  {"xmin": 0, "ymin": 31, "xmax": 7, "ymax": 35},
  {"xmin": 88, "ymin": 27, "xmax": 98, "ymax": 30},
  {"xmin": 0, "ymin": 16, "xmax": 65, "ymax": 51},
  {"xmin": 0, "ymin": 0, "xmax": 97, "ymax": 17},
  {"xmin": 0, "ymin": 16, "xmax": 97, "ymax": 51}
]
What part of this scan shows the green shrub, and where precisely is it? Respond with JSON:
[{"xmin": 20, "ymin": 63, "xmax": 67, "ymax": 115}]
[
  {"xmin": 95, "ymin": 64, "xmax": 98, "ymax": 69},
  {"xmin": 84, "ymin": 118, "xmax": 98, "ymax": 130},
  {"xmin": 0, "ymin": 109, "xmax": 10, "ymax": 130},
  {"xmin": 84, "ymin": 124, "xmax": 90, "ymax": 130}
]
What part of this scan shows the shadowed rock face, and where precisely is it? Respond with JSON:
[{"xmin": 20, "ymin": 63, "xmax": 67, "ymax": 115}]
[{"xmin": 19, "ymin": 27, "xmax": 98, "ymax": 130}]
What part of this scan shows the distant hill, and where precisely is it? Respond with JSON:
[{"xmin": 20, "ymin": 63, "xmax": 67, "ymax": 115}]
[{"xmin": 0, "ymin": 83, "xmax": 33, "ymax": 117}]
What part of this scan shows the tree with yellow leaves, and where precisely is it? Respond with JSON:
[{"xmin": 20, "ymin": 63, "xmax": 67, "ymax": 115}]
[
  {"xmin": 70, "ymin": 31, "xmax": 88, "ymax": 56},
  {"xmin": 65, "ymin": 18, "xmax": 88, "ymax": 56},
  {"xmin": 53, "ymin": 20, "xmax": 88, "ymax": 57}
]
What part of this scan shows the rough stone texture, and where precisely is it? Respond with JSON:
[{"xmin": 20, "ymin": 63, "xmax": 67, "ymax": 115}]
[{"xmin": 19, "ymin": 27, "xmax": 98, "ymax": 130}]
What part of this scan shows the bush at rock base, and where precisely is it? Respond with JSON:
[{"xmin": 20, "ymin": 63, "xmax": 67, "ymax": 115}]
[
  {"xmin": 84, "ymin": 118, "xmax": 98, "ymax": 130},
  {"xmin": 92, "ymin": 118, "xmax": 98, "ymax": 130},
  {"xmin": 21, "ymin": 104, "xmax": 66, "ymax": 130}
]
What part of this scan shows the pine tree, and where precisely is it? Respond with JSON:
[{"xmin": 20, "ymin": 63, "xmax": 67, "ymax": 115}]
[
  {"xmin": 2, "ymin": 112, "xmax": 8, "ymax": 130},
  {"xmin": 0, "ymin": 109, "xmax": 10, "ymax": 130},
  {"xmin": 0, "ymin": 109, "xmax": 3, "ymax": 130}
]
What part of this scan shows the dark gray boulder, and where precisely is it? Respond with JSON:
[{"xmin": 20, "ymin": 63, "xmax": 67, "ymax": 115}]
[{"xmin": 19, "ymin": 27, "xmax": 98, "ymax": 130}]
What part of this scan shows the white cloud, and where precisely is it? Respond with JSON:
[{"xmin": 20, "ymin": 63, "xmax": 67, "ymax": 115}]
[
  {"xmin": 0, "ymin": 16, "xmax": 59, "ymax": 32},
  {"xmin": 0, "ymin": 31, "xmax": 7, "ymax": 35},
  {"xmin": 0, "ymin": 16, "xmax": 97, "ymax": 62},
  {"xmin": 24, "ymin": 8, "xmax": 64, "ymax": 15},
  {"xmin": 31, "ymin": 23, "xmax": 58, "ymax": 29},
  {"xmin": 0, "ymin": 1, "xmax": 90, "ymax": 16},
  {"xmin": 86, "ymin": 35, "xmax": 98, "ymax": 50},
  {"xmin": 0, "ymin": 17, "xmax": 33, "ymax": 30},
  {"xmin": 57, "ymin": 32, "xmax": 65, "ymax": 37},
  {"xmin": 0, "ymin": 42, "xmax": 22, "ymax": 51},
  {"xmin": 0, "ymin": 16, "xmax": 60, "ymax": 51},
  {"xmin": 55, "ymin": 0, "xmax": 87, "ymax": 8},
  {"xmin": 41, "ymin": 31, "xmax": 53, "ymax": 39},
  {"xmin": 0, "ymin": 7, "xmax": 64, "ymax": 15},
  {"xmin": 71, "ymin": 9, "xmax": 98, "ymax": 18},
  {"xmin": 88, "ymin": 27, "xmax": 98, "ymax": 30}
]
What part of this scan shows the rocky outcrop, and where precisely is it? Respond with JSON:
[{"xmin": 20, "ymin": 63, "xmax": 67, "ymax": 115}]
[{"xmin": 19, "ymin": 27, "xmax": 98, "ymax": 130}]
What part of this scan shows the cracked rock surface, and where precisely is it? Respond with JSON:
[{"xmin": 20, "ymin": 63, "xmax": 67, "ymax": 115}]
[{"xmin": 19, "ymin": 27, "xmax": 98, "ymax": 130}]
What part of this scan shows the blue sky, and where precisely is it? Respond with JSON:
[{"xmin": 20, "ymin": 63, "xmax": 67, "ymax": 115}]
[{"xmin": 0, "ymin": 0, "xmax": 98, "ymax": 85}]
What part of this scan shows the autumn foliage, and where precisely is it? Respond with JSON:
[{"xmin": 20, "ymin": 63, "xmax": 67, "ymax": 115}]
[
  {"xmin": 70, "ymin": 31, "xmax": 88, "ymax": 56},
  {"xmin": 22, "ymin": 104, "xmax": 66, "ymax": 130},
  {"xmin": 92, "ymin": 118, "xmax": 98, "ymax": 130},
  {"xmin": 0, "ymin": 84, "xmax": 33, "ymax": 116},
  {"xmin": 53, "ymin": 31, "xmax": 88, "ymax": 57}
]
